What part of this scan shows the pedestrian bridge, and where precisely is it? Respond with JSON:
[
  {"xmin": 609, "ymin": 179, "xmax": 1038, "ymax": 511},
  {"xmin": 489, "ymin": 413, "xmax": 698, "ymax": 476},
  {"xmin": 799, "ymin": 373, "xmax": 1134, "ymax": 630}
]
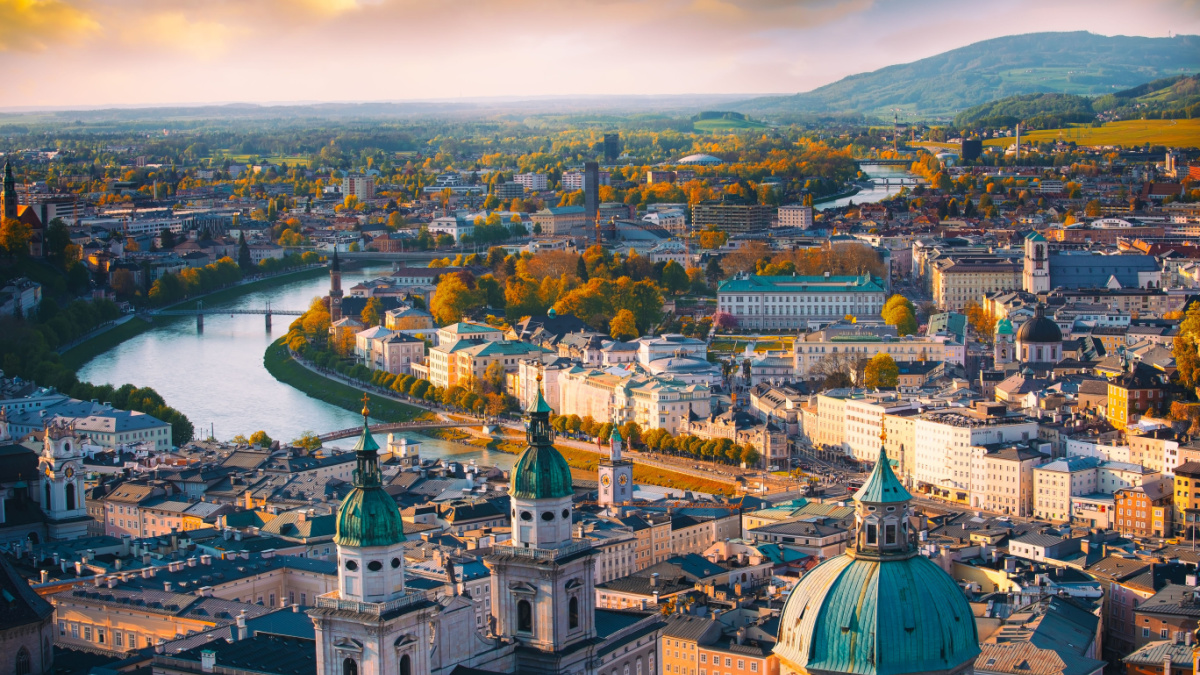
[{"xmin": 318, "ymin": 419, "xmax": 501, "ymax": 442}]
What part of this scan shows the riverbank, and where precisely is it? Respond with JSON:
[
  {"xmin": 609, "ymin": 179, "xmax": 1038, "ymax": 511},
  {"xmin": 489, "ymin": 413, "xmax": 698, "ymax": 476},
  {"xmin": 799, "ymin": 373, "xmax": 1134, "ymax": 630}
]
[
  {"xmin": 61, "ymin": 265, "xmax": 330, "ymax": 373},
  {"xmin": 263, "ymin": 340, "xmax": 425, "ymax": 422},
  {"xmin": 813, "ymin": 185, "xmax": 862, "ymax": 206}
]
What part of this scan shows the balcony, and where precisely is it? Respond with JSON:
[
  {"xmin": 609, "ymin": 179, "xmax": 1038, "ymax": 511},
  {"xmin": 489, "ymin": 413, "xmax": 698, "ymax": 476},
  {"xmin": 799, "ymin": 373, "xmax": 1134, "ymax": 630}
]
[
  {"xmin": 315, "ymin": 589, "xmax": 432, "ymax": 615},
  {"xmin": 496, "ymin": 539, "xmax": 593, "ymax": 562}
]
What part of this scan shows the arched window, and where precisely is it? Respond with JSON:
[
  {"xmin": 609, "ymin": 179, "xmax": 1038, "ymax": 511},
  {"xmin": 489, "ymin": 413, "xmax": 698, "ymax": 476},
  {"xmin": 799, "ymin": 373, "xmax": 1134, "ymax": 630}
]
[
  {"xmin": 637, "ymin": 659, "xmax": 644, "ymax": 675},
  {"xmin": 400, "ymin": 654, "xmax": 411, "ymax": 675},
  {"xmin": 342, "ymin": 657, "xmax": 357, "ymax": 675},
  {"xmin": 66, "ymin": 483, "xmax": 76, "ymax": 511},
  {"xmin": 517, "ymin": 599, "xmax": 533, "ymax": 633},
  {"xmin": 44, "ymin": 482, "xmax": 51, "ymax": 509},
  {"xmin": 569, "ymin": 596, "xmax": 579, "ymax": 629},
  {"xmin": 15, "ymin": 647, "xmax": 30, "ymax": 675}
]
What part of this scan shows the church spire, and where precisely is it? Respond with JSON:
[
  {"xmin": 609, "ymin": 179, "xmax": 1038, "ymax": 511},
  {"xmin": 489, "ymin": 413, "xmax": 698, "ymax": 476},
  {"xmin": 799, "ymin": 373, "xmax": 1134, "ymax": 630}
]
[
  {"xmin": 351, "ymin": 394, "xmax": 381, "ymax": 488},
  {"xmin": 2, "ymin": 159, "xmax": 16, "ymax": 220}
]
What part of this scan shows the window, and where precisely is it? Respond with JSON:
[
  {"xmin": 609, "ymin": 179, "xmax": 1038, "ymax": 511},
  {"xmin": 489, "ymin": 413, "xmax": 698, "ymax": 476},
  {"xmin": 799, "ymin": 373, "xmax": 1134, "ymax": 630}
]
[
  {"xmin": 569, "ymin": 597, "xmax": 579, "ymax": 629},
  {"xmin": 517, "ymin": 599, "xmax": 533, "ymax": 633},
  {"xmin": 1143, "ymin": 627, "xmax": 1151, "ymax": 637},
  {"xmin": 15, "ymin": 647, "xmax": 30, "ymax": 675},
  {"xmin": 343, "ymin": 658, "xmax": 358, "ymax": 675},
  {"xmin": 400, "ymin": 654, "xmax": 411, "ymax": 675},
  {"xmin": 866, "ymin": 523, "xmax": 877, "ymax": 544}
]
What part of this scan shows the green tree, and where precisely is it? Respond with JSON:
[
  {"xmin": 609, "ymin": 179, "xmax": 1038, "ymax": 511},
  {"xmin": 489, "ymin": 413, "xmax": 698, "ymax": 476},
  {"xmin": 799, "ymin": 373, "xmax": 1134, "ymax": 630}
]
[
  {"xmin": 237, "ymin": 232, "xmax": 253, "ymax": 271},
  {"xmin": 705, "ymin": 257, "xmax": 724, "ymax": 285},
  {"xmin": 660, "ymin": 261, "xmax": 689, "ymax": 295},
  {"xmin": 863, "ymin": 353, "xmax": 899, "ymax": 388},
  {"xmin": 45, "ymin": 219, "xmax": 72, "ymax": 263}
]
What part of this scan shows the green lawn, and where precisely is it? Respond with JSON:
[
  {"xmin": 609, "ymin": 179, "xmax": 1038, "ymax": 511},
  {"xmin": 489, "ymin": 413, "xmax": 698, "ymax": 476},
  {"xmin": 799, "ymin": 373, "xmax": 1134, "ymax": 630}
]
[
  {"xmin": 219, "ymin": 154, "xmax": 312, "ymax": 167},
  {"xmin": 263, "ymin": 340, "xmax": 424, "ymax": 422},
  {"xmin": 694, "ymin": 118, "xmax": 768, "ymax": 132}
]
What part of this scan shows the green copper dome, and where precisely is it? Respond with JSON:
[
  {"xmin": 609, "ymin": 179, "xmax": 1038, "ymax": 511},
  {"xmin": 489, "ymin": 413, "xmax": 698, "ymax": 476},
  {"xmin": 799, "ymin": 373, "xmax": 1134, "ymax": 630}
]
[
  {"xmin": 334, "ymin": 406, "xmax": 405, "ymax": 548},
  {"xmin": 775, "ymin": 553, "xmax": 980, "ymax": 675},
  {"xmin": 511, "ymin": 380, "xmax": 573, "ymax": 500},
  {"xmin": 995, "ymin": 318, "xmax": 1013, "ymax": 335},
  {"xmin": 854, "ymin": 447, "xmax": 911, "ymax": 504}
]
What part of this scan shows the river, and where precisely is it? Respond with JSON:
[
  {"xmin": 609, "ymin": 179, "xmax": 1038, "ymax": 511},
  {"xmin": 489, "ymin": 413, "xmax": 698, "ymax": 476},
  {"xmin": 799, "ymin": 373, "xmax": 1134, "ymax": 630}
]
[
  {"xmin": 817, "ymin": 163, "xmax": 912, "ymax": 211},
  {"xmin": 77, "ymin": 264, "xmax": 517, "ymax": 469}
]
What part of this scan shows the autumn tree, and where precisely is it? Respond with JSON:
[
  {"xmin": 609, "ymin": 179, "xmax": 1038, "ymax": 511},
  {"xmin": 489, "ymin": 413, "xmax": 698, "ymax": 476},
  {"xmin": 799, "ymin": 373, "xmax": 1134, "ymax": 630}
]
[
  {"xmin": 882, "ymin": 295, "xmax": 918, "ymax": 336},
  {"xmin": 610, "ymin": 309, "xmax": 639, "ymax": 341},
  {"xmin": 431, "ymin": 273, "xmax": 486, "ymax": 325},
  {"xmin": 1174, "ymin": 303, "xmax": 1200, "ymax": 389},
  {"xmin": 361, "ymin": 297, "xmax": 384, "ymax": 327},
  {"xmin": 0, "ymin": 218, "xmax": 30, "ymax": 258},
  {"xmin": 248, "ymin": 430, "xmax": 272, "ymax": 448},
  {"xmin": 863, "ymin": 353, "xmax": 899, "ymax": 388}
]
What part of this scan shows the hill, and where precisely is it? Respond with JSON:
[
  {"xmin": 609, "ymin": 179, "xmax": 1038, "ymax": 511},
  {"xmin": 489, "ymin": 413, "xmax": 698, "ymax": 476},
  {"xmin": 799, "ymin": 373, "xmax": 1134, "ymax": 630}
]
[
  {"xmin": 953, "ymin": 74, "xmax": 1200, "ymax": 130},
  {"xmin": 736, "ymin": 32, "xmax": 1200, "ymax": 118}
]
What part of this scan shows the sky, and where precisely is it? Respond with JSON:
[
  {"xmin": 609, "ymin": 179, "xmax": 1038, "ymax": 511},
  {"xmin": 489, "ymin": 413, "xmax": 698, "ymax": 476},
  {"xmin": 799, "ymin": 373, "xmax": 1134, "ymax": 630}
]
[{"xmin": 0, "ymin": 0, "xmax": 1197, "ymax": 109}]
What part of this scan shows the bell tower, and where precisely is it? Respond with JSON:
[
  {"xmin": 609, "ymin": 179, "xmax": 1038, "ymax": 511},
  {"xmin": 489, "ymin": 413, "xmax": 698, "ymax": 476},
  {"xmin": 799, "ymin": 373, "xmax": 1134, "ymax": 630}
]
[
  {"xmin": 2, "ymin": 160, "xmax": 16, "ymax": 220},
  {"xmin": 1023, "ymin": 231, "xmax": 1050, "ymax": 293},
  {"xmin": 39, "ymin": 418, "xmax": 90, "ymax": 541},
  {"xmin": 484, "ymin": 378, "xmax": 598, "ymax": 669},
  {"xmin": 597, "ymin": 425, "xmax": 633, "ymax": 507}
]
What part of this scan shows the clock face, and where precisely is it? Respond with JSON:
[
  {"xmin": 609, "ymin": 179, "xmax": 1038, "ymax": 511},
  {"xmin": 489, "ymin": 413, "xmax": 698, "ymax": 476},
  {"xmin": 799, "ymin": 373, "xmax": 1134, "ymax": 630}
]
[
  {"xmin": 600, "ymin": 475, "xmax": 612, "ymax": 487},
  {"xmin": 618, "ymin": 474, "xmax": 628, "ymax": 486}
]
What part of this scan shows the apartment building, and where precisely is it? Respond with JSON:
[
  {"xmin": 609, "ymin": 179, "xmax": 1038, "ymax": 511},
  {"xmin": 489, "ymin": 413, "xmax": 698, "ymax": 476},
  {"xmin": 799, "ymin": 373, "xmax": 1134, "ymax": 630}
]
[
  {"xmin": 913, "ymin": 404, "xmax": 1039, "ymax": 502},
  {"xmin": 512, "ymin": 173, "xmax": 548, "ymax": 191},
  {"xmin": 342, "ymin": 175, "xmax": 375, "ymax": 201},
  {"xmin": 777, "ymin": 204, "xmax": 814, "ymax": 229},
  {"xmin": 842, "ymin": 395, "xmax": 916, "ymax": 463},
  {"xmin": 692, "ymin": 199, "xmax": 774, "ymax": 234},
  {"xmin": 794, "ymin": 332, "xmax": 951, "ymax": 380},
  {"xmin": 1034, "ymin": 456, "xmax": 1103, "ymax": 522},
  {"xmin": 1114, "ymin": 480, "xmax": 1173, "ymax": 538},
  {"xmin": 983, "ymin": 444, "xmax": 1048, "ymax": 517},
  {"xmin": 530, "ymin": 205, "xmax": 587, "ymax": 234},
  {"xmin": 931, "ymin": 257, "xmax": 1022, "ymax": 311}
]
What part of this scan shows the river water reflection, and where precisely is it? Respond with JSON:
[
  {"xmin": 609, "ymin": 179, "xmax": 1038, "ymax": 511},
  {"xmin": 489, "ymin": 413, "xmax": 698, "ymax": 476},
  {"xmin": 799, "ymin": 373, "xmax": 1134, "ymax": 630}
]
[
  {"xmin": 817, "ymin": 163, "xmax": 912, "ymax": 210},
  {"xmin": 77, "ymin": 264, "xmax": 515, "ymax": 469}
]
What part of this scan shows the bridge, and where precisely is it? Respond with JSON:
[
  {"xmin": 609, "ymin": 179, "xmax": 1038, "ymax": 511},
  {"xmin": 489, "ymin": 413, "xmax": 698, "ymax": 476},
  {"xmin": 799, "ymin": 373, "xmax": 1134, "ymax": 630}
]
[
  {"xmin": 855, "ymin": 158, "xmax": 911, "ymax": 165},
  {"xmin": 318, "ymin": 419, "xmax": 501, "ymax": 442},
  {"xmin": 154, "ymin": 301, "xmax": 305, "ymax": 329}
]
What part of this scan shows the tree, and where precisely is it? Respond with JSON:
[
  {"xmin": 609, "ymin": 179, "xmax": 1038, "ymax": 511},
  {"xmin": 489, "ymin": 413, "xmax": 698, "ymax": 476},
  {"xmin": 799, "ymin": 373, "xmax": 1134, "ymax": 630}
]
[
  {"xmin": 609, "ymin": 309, "xmax": 639, "ymax": 341},
  {"xmin": 963, "ymin": 301, "xmax": 996, "ymax": 339},
  {"xmin": 660, "ymin": 261, "xmax": 689, "ymax": 295},
  {"xmin": 0, "ymin": 218, "xmax": 31, "ymax": 258},
  {"xmin": 863, "ymin": 353, "xmax": 899, "ymax": 388},
  {"xmin": 45, "ymin": 219, "xmax": 72, "ymax": 263},
  {"xmin": 361, "ymin": 297, "xmax": 384, "ymax": 327},
  {"xmin": 483, "ymin": 361, "xmax": 506, "ymax": 394},
  {"xmin": 292, "ymin": 430, "xmax": 322, "ymax": 451},
  {"xmin": 237, "ymin": 232, "xmax": 253, "ymax": 271},
  {"xmin": 705, "ymin": 257, "xmax": 724, "ymax": 285},
  {"xmin": 576, "ymin": 255, "xmax": 589, "ymax": 281},
  {"xmin": 159, "ymin": 227, "xmax": 177, "ymax": 250},
  {"xmin": 430, "ymin": 273, "xmax": 485, "ymax": 325},
  {"xmin": 248, "ymin": 430, "xmax": 272, "ymax": 448},
  {"xmin": 882, "ymin": 295, "xmax": 918, "ymax": 336},
  {"xmin": 1175, "ymin": 303, "xmax": 1200, "ymax": 389}
]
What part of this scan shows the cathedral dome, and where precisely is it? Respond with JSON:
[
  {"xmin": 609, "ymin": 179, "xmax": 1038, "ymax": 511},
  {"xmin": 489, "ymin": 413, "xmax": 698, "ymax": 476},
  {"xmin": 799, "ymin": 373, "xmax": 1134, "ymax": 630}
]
[
  {"xmin": 511, "ymin": 385, "xmax": 574, "ymax": 501},
  {"xmin": 775, "ymin": 448, "xmax": 979, "ymax": 675},
  {"xmin": 334, "ymin": 408, "xmax": 406, "ymax": 548},
  {"xmin": 1015, "ymin": 303, "xmax": 1061, "ymax": 344}
]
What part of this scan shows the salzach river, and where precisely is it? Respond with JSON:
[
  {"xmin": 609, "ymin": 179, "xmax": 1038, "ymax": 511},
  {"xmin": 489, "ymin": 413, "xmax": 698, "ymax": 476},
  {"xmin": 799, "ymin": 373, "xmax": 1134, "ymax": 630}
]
[
  {"xmin": 817, "ymin": 163, "xmax": 912, "ymax": 210},
  {"xmin": 78, "ymin": 164, "xmax": 912, "ymax": 462},
  {"xmin": 77, "ymin": 264, "xmax": 516, "ymax": 468}
]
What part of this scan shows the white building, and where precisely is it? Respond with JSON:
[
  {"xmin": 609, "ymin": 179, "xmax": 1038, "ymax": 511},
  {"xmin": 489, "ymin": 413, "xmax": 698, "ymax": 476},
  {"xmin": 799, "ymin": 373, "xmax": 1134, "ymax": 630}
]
[
  {"xmin": 778, "ymin": 204, "xmax": 814, "ymax": 229},
  {"xmin": 428, "ymin": 215, "xmax": 474, "ymax": 241},
  {"xmin": 513, "ymin": 173, "xmax": 548, "ymax": 191},
  {"xmin": 342, "ymin": 174, "xmax": 376, "ymax": 201},
  {"xmin": 716, "ymin": 272, "xmax": 887, "ymax": 331},
  {"xmin": 912, "ymin": 405, "xmax": 1038, "ymax": 498}
]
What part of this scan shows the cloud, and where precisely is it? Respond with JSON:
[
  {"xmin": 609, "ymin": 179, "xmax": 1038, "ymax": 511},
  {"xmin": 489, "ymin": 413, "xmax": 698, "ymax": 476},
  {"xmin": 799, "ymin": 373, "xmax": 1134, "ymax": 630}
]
[
  {"xmin": 0, "ymin": 0, "xmax": 97, "ymax": 51},
  {"xmin": 121, "ymin": 11, "xmax": 244, "ymax": 57}
]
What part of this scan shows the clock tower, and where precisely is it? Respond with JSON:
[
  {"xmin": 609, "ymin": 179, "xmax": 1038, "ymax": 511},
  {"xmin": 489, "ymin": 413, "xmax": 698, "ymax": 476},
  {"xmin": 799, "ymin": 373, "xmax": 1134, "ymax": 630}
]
[
  {"xmin": 39, "ymin": 418, "xmax": 90, "ymax": 541},
  {"xmin": 597, "ymin": 426, "xmax": 633, "ymax": 507}
]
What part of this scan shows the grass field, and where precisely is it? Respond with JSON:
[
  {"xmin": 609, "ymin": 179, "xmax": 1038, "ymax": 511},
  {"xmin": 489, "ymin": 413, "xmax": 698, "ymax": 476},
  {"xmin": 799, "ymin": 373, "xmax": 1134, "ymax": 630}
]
[
  {"xmin": 982, "ymin": 119, "xmax": 1200, "ymax": 148},
  {"xmin": 694, "ymin": 118, "xmax": 768, "ymax": 132},
  {"xmin": 263, "ymin": 340, "xmax": 424, "ymax": 422},
  {"xmin": 219, "ymin": 154, "xmax": 312, "ymax": 167},
  {"xmin": 709, "ymin": 337, "xmax": 795, "ymax": 354}
]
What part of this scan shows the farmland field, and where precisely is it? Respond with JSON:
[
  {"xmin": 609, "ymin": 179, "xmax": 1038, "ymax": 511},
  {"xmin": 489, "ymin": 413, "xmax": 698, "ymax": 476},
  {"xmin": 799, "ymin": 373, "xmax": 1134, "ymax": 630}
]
[
  {"xmin": 694, "ymin": 118, "xmax": 768, "ymax": 132},
  {"xmin": 982, "ymin": 119, "xmax": 1200, "ymax": 148}
]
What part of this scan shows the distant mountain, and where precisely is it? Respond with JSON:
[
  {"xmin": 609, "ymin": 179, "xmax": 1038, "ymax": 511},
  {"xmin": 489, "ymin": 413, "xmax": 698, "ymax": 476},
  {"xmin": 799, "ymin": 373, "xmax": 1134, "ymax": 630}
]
[{"xmin": 736, "ymin": 32, "xmax": 1200, "ymax": 118}]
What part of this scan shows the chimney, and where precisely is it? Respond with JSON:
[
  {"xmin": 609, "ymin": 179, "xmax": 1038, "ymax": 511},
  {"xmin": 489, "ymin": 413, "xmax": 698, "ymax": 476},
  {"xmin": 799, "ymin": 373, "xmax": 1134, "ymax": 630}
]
[
  {"xmin": 164, "ymin": 581, "xmax": 173, "ymax": 592},
  {"xmin": 292, "ymin": 603, "xmax": 300, "ymax": 612},
  {"xmin": 236, "ymin": 611, "xmax": 248, "ymax": 641},
  {"xmin": 143, "ymin": 553, "xmax": 152, "ymax": 565},
  {"xmin": 121, "ymin": 534, "xmax": 131, "ymax": 557},
  {"xmin": 107, "ymin": 577, "xmax": 117, "ymax": 589},
  {"xmin": 155, "ymin": 639, "xmax": 166, "ymax": 654},
  {"xmin": 200, "ymin": 650, "xmax": 216, "ymax": 673},
  {"xmin": 201, "ymin": 554, "xmax": 212, "ymax": 566},
  {"xmin": 650, "ymin": 573, "xmax": 658, "ymax": 588},
  {"xmin": 199, "ymin": 586, "xmax": 213, "ymax": 597},
  {"xmin": 39, "ymin": 570, "xmax": 48, "ymax": 584},
  {"xmin": 1188, "ymin": 574, "xmax": 1197, "ymax": 587},
  {"xmin": 297, "ymin": 510, "xmax": 306, "ymax": 523},
  {"xmin": 736, "ymin": 627, "xmax": 746, "ymax": 645}
]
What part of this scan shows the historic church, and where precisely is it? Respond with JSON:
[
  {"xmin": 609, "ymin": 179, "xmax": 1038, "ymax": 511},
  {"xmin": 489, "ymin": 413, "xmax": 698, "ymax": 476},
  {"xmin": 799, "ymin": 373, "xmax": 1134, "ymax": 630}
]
[
  {"xmin": 2, "ymin": 160, "xmax": 46, "ymax": 257},
  {"xmin": 308, "ymin": 389, "xmax": 662, "ymax": 675}
]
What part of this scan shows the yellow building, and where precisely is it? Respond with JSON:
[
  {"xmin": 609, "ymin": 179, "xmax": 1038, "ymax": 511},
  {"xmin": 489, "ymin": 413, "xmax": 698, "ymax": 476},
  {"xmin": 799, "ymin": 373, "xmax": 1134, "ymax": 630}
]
[
  {"xmin": 931, "ymin": 258, "xmax": 1021, "ymax": 311},
  {"xmin": 1173, "ymin": 461, "xmax": 1200, "ymax": 537}
]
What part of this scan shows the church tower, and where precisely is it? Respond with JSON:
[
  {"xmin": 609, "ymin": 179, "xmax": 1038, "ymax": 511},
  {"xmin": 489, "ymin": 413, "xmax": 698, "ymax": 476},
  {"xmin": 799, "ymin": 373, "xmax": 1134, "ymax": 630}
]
[
  {"xmin": 39, "ymin": 419, "xmax": 90, "ymax": 541},
  {"xmin": 2, "ymin": 159, "xmax": 17, "ymax": 220},
  {"xmin": 1023, "ymin": 231, "xmax": 1050, "ymax": 293},
  {"xmin": 994, "ymin": 318, "xmax": 1015, "ymax": 366},
  {"xmin": 329, "ymin": 250, "xmax": 344, "ymax": 322},
  {"xmin": 597, "ymin": 426, "xmax": 632, "ymax": 507},
  {"xmin": 484, "ymin": 377, "xmax": 598, "ymax": 673}
]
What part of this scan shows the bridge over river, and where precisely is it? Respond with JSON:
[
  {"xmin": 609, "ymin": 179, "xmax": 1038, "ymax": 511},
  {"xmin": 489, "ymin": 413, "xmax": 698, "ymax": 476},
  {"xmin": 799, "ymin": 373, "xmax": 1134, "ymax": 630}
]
[
  {"xmin": 153, "ymin": 301, "xmax": 305, "ymax": 328},
  {"xmin": 318, "ymin": 419, "xmax": 502, "ymax": 442}
]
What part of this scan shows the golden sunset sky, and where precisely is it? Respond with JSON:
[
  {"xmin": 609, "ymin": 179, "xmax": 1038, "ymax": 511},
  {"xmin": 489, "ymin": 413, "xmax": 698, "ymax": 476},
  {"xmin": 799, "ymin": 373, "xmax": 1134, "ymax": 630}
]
[{"xmin": 0, "ymin": 0, "xmax": 1196, "ymax": 109}]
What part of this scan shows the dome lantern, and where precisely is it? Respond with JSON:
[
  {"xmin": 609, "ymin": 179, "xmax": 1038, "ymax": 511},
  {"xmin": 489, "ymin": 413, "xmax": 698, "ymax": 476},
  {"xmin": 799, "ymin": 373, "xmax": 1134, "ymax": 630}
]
[{"xmin": 334, "ymin": 395, "xmax": 406, "ymax": 548}]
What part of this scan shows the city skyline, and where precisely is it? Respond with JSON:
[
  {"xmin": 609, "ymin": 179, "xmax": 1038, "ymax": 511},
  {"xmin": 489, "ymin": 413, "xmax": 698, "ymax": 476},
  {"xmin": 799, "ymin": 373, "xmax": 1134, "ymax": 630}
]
[{"xmin": 0, "ymin": 0, "xmax": 1196, "ymax": 109}]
